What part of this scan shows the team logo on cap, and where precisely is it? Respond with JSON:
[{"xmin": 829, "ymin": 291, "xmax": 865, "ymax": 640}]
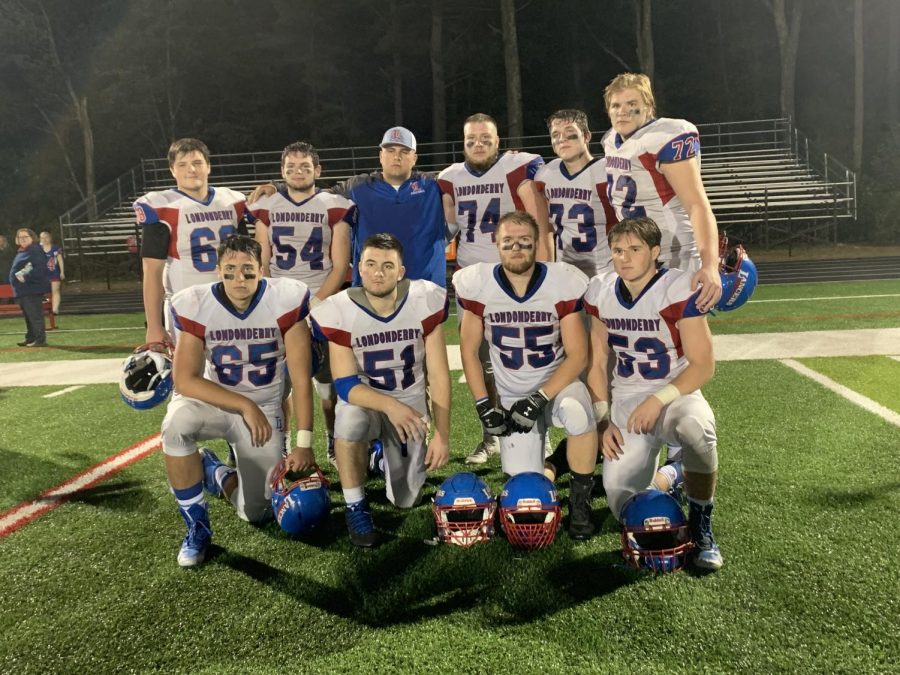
[{"xmin": 390, "ymin": 129, "xmax": 404, "ymax": 143}]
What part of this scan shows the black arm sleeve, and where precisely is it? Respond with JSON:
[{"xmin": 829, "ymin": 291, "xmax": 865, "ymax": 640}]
[{"xmin": 140, "ymin": 222, "xmax": 170, "ymax": 260}]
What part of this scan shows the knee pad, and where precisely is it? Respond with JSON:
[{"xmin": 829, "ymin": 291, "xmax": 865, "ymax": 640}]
[
  {"xmin": 555, "ymin": 395, "xmax": 592, "ymax": 436},
  {"xmin": 334, "ymin": 405, "xmax": 371, "ymax": 442},
  {"xmin": 677, "ymin": 416, "xmax": 718, "ymax": 473},
  {"xmin": 161, "ymin": 407, "xmax": 201, "ymax": 457}
]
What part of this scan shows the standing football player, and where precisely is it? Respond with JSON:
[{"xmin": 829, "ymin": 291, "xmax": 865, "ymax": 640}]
[
  {"xmin": 583, "ymin": 217, "xmax": 722, "ymax": 570},
  {"xmin": 249, "ymin": 141, "xmax": 352, "ymax": 467},
  {"xmin": 135, "ymin": 138, "xmax": 247, "ymax": 344},
  {"xmin": 601, "ymin": 73, "xmax": 722, "ymax": 313},
  {"xmin": 161, "ymin": 234, "xmax": 315, "ymax": 568},
  {"xmin": 438, "ymin": 113, "xmax": 551, "ymax": 464},
  {"xmin": 453, "ymin": 211, "xmax": 598, "ymax": 540},
  {"xmin": 311, "ymin": 233, "xmax": 451, "ymax": 547},
  {"xmin": 534, "ymin": 109, "xmax": 617, "ymax": 278}
]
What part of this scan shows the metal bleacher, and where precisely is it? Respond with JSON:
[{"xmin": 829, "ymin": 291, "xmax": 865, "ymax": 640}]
[{"xmin": 58, "ymin": 117, "xmax": 856, "ymax": 277}]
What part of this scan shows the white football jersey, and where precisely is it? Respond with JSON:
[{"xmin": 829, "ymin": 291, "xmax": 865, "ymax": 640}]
[
  {"xmin": 248, "ymin": 188, "xmax": 352, "ymax": 293},
  {"xmin": 453, "ymin": 262, "xmax": 588, "ymax": 398},
  {"xmin": 601, "ymin": 118, "xmax": 701, "ymax": 270},
  {"xmin": 133, "ymin": 187, "xmax": 247, "ymax": 297},
  {"xmin": 582, "ymin": 268, "xmax": 705, "ymax": 396},
  {"xmin": 310, "ymin": 280, "xmax": 448, "ymax": 406},
  {"xmin": 438, "ymin": 153, "xmax": 544, "ymax": 268},
  {"xmin": 171, "ymin": 277, "xmax": 310, "ymax": 407},
  {"xmin": 534, "ymin": 157, "xmax": 617, "ymax": 277}
]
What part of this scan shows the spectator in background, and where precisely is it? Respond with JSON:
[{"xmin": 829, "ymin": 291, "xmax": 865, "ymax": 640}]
[
  {"xmin": 0, "ymin": 235, "xmax": 13, "ymax": 305},
  {"xmin": 9, "ymin": 228, "xmax": 50, "ymax": 347},
  {"xmin": 40, "ymin": 231, "xmax": 64, "ymax": 315}
]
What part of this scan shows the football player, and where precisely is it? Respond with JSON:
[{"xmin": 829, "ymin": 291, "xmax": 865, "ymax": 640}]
[
  {"xmin": 534, "ymin": 109, "xmax": 617, "ymax": 278},
  {"xmin": 453, "ymin": 211, "xmax": 598, "ymax": 540},
  {"xmin": 311, "ymin": 233, "xmax": 451, "ymax": 547},
  {"xmin": 601, "ymin": 73, "xmax": 722, "ymax": 313},
  {"xmin": 583, "ymin": 217, "xmax": 723, "ymax": 570},
  {"xmin": 249, "ymin": 141, "xmax": 353, "ymax": 467},
  {"xmin": 438, "ymin": 113, "xmax": 550, "ymax": 464},
  {"xmin": 161, "ymin": 234, "xmax": 315, "ymax": 568},
  {"xmin": 134, "ymin": 138, "xmax": 247, "ymax": 345}
]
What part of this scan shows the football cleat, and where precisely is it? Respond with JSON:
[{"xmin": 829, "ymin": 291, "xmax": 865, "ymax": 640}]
[
  {"xmin": 715, "ymin": 233, "xmax": 758, "ymax": 312},
  {"xmin": 432, "ymin": 472, "xmax": 496, "ymax": 547},
  {"xmin": 344, "ymin": 500, "xmax": 378, "ymax": 547},
  {"xmin": 689, "ymin": 500, "xmax": 724, "ymax": 570},
  {"xmin": 199, "ymin": 448, "xmax": 234, "ymax": 498},
  {"xmin": 620, "ymin": 489, "xmax": 692, "ymax": 573},
  {"xmin": 270, "ymin": 460, "xmax": 331, "ymax": 536},
  {"xmin": 464, "ymin": 436, "xmax": 500, "ymax": 464},
  {"xmin": 367, "ymin": 439, "xmax": 385, "ymax": 478},
  {"xmin": 120, "ymin": 341, "xmax": 174, "ymax": 410},
  {"xmin": 177, "ymin": 519, "xmax": 212, "ymax": 568},
  {"xmin": 499, "ymin": 472, "xmax": 560, "ymax": 550}
]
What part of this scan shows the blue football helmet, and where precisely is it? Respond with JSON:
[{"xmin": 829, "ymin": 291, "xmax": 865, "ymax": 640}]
[
  {"xmin": 270, "ymin": 460, "xmax": 331, "ymax": 536},
  {"xmin": 432, "ymin": 472, "xmax": 496, "ymax": 547},
  {"xmin": 620, "ymin": 489, "xmax": 692, "ymax": 572},
  {"xmin": 716, "ymin": 234, "xmax": 758, "ymax": 312},
  {"xmin": 119, "ymin": 342, "xmax": 174, "ymax": 410},
  {"xmin": 499, "ymin": 472, "xmax": 560, "ymax": 550}
]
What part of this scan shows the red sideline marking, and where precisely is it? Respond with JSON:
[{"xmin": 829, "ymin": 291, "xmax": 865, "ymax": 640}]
[{"xmin": 0, "ymin": 434, "xmax": 161, "ymax": 538}]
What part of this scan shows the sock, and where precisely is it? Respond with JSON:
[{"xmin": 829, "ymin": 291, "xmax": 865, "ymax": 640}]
[
  {"xmin": 214, "ymin": 465, "xmax": 236, "ymax": 494},
  {"xmin": 570, "ymin": 471, "xmax": 594, "ymax": 490},
  {"xmin": 652, "ymin": 462, "xmax": 683, "ymax": 491},
  {"xmin": 343, "ymin": 486, "xmax": 365, "ymax": 505},
  {"xmin": 172, "ymin": 482, "xmax": 208, "ymax": 526},
  {"xmin": 688, "ymin": 496, "xmax": 713, "ymax": 508}
]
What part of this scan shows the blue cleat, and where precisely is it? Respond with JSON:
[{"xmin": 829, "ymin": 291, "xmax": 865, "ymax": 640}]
[
  {"xmin": 344, "ymin": 500, "xmax": 378, "ymax": 547},
  {"xmin": 688, "ymin": 500, "xmax": 723, "ymax": 571},
  {"xmin": 177, "ymin": 519, "xmax": 212, "ymax": 568},
  {"xmin": 199, "ymin": 448, "xmax": 234, "ymax": 498}
]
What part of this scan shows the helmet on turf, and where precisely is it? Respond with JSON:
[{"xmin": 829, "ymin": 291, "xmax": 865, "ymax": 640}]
[
  {"xmin": 499, "ymin": 472, "xmax": 560, "ymax": 550},
  {"xmin": 432, "ymin": 472, "xmax": 496, "ymax": 547},
  {"xmin": 716, "ymin": 234, "xmax": 758, "ymax": 312},
  {"xmin": 620, "ymin": 489, "xmax": 692, "ymax": 572},
  {"xmin": 119, "ymin": 342, "xmax": 174, "ymax": 410},
  {"xmin": 270, "ymin": 460, "xmax": 331, "ymax": 536}
]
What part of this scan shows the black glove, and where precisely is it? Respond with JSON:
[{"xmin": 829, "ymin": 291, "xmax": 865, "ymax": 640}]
[
  {"xmin": 476, "ymin": 399, "xmax": 507, "ymax": 436},
  {"xmin": 507, "ymin": 390, "xmax": 550, "ymax": 433}
]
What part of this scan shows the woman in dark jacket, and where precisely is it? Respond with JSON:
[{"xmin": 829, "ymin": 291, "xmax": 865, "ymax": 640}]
[{"xmin": 9, "ymin": 228, "xmax": 50, "ymax": 347}]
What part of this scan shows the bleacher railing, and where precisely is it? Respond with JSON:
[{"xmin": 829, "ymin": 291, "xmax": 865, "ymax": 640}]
[{"xmin": 59, "ymin": 117, "xmax": 856, "ymax": 271}]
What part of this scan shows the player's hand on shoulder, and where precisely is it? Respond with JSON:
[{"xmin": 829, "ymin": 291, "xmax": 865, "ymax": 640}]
[
  {"xmin": 692, "ymin": 264, "xmax": 723, "ymax": 313},
  {"xmin": 240, "ymin": 401, "xmax": 272, "ymax": 446},
  {"xmin": 285, "ymin": 446, "xmax": 316, "ymax": 472},
  {"xmin": 601, "ymin": 423, "xmax": 624, "ymax": 461},
  {"xmin": 145, "ymin": 325, "xmax": 169, "ymax": 346},
  {"xmin": 386, "ymin": 400, "xmax": 429, "ymax": 444},
  {"xmin": 247, "ymin": 182, "xmax": 277, "ymax": 204},
  {"xmin": 627, "ymin": 396, "xmax": 663, "ymax": 434}
]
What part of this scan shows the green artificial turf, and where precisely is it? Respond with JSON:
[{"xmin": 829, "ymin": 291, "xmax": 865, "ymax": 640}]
[{"xmin": 1, "ymin": 363, "xmax": 898, "ymax": 673}]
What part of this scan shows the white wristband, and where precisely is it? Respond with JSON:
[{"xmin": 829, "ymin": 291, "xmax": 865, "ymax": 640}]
[
  {"xmin": 592, "ymin": 400, "xmax": 609, "ymax": 422},
  {"xmin": 296, "ymin": 429, "xmax": 313, "ymax": 448},
  {"xmin": 652, "ymin": 384, "xmax": 680, "ymax": 406}
]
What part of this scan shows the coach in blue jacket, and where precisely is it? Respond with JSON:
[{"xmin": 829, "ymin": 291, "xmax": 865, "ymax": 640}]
[
  {"xmin": 252, "ymin": 127, "xmax": 451, "ymax": 288},
  {"xmin": 9, "ymin": 228, "xmax": 50, "ymax": 347},
  {"xmin": 333, "ymin": 127, "xmax": 447, "ymax": 287}
]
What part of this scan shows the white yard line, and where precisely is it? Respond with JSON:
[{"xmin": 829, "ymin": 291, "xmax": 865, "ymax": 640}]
[
  {"xmin": 43, "ymin": 385, "xmax": 84, "ymax": 398},
  {"xmin": 780, "ymin": 359, "xmax": 900, "ymax": 428}
]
